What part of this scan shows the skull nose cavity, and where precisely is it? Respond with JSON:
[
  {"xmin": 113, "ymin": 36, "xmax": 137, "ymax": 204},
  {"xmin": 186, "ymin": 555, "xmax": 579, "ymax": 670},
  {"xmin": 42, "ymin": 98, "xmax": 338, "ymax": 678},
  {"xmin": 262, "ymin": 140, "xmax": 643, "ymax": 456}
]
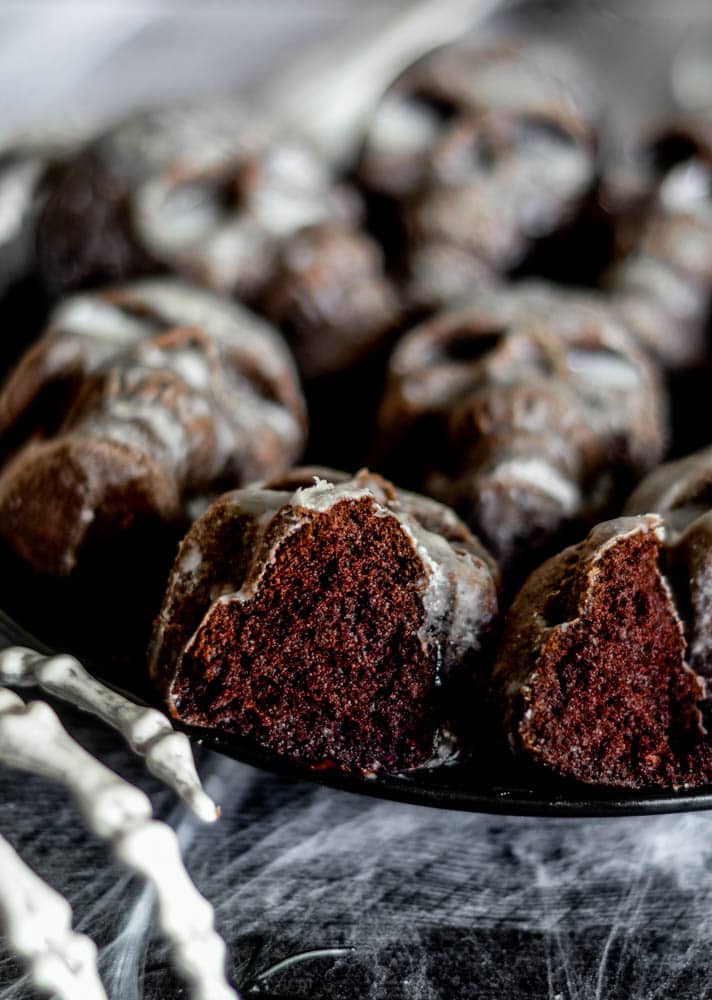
[{"xmin": 437, "ymin": 327, "xmax": 505, "ymax": 364}]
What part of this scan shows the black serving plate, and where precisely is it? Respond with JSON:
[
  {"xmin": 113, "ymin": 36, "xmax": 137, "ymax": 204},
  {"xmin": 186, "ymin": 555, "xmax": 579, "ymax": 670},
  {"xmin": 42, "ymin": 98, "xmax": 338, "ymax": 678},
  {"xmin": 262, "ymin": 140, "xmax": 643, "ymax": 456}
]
[
  {"xmin": 182, "ymin": 724, "xmax": 712, "ymax": 819},
  {"xmin": 3, "ymin": 607, "xmax": 712, "ymax": 819}
]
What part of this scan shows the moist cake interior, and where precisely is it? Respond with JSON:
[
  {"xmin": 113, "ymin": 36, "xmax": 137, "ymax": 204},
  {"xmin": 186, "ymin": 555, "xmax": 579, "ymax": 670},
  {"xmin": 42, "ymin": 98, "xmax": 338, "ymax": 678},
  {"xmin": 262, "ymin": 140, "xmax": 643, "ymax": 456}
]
[
  {"xmin": 521, "ymin": 527, "xmax": 710, "ymax": 788},
  {"xmin": 172, "ymin": 497, "xmax": 441, "ymax": 774}
]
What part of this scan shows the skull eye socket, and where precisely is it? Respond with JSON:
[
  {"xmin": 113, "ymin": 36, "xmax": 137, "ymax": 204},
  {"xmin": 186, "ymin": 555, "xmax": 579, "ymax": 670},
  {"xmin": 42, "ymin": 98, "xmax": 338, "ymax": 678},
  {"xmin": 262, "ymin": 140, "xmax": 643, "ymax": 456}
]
[
  {"xmin": 146, "ymin": 172, "xmax": 243, "ymax": 248},
  {"xmin": 433, "ymin": 129, "xmax": 499, "ymax": 182},
  {"xmin": 438, "ymin": 328, "xmax": 504, "ymax": 363},
  {"xmin": 652, "ymin": 134, "xmax": 700, "ymax": 175},
  {"xmin": 409, "ymin": 87, "xmax": 460, "ymax": 125}
]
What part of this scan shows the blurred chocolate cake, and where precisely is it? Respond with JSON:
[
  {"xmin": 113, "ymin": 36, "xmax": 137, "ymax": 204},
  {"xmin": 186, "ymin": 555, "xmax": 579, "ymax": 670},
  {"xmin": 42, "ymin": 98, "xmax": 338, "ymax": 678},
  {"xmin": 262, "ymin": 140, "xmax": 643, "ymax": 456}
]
[
  {"xmin": 376, "ymin": 281, "xmax": 666, "ymax": 580},
  {"xmin": 0, "ymin": 277, "xmax": 306, "ymax": 660},
  {"xmin": 359, "ymin": 40, "xmax": 599, "ymax": 310}
]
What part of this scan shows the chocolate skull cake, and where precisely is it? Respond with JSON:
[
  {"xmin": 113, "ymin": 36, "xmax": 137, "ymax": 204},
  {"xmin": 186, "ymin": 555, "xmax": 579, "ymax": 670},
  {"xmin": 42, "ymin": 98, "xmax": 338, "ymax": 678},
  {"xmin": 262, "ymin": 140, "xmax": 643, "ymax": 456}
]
[
  {"xmin": 492, "ymin": 515, "xmax": 712, "ymax": 789},
  {"xmin": 626, "ymin": 446, "xmax": 712, "ymax": 681},
  {"xmin": 149, "ymin": 468, "xmax": 499, "ymax": 775},
  {"xmin": 377, "ymin": 281, "xmax": 666, "ymax": 577},
  {"xmin": 36, "ymin": 100, "xmax": 357, "ymax": 301},
  {"xmin": 0, "ymin": 278, "xmax": 306, "ymax": 577},
  {"xmin": 607, "ymin": 111, "xmax": 712, "ymax": 372},
  {"xmin": 257, "ymin": 222, "xmax": 401, "ymax": 381},
  {"xmin": 359, "ymin": 40, "xmax": 598, "ymax": 310},
  {"xmin": 35, "ymin": 100, "xmax": 406, "ymax": 396}
]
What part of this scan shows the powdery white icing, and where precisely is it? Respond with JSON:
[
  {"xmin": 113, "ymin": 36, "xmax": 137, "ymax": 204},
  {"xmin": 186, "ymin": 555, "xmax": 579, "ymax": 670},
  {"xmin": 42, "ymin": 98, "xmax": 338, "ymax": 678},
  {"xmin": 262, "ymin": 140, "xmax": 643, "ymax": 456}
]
[
  {"xmin": 179, "ymin": 542, "xmax": 204, "ymax": 576},
  {"xmin": 289, "ymin": 478, "xmax": 374, "ymax": 513},
  {"xmin": 386, "ymin": 496, "xmax": 497, "ymax": 673},
  {"xmin": 659, "ymin": 160, "xmax": 712, "ymax": 212},
  {"xmin": 109, "ymin": 397, "xmax": 192, "ymax": 465},
  {"xmin": 36, "ymin": 278, "xmax": 305, "ymax": 493},
  {"xmin": 0, "ymin": 687, "xmax": 237, "ymax": 1000},
  {"xmin": 170, "ymin": 474, "xmax": 497, "ymax": 692},
  {"xmin": 616, "ymin": 252, "xmax": 703, "ymax": 318},
  {"xmin": 487, "ymin": 458, "xmax": 580, "ymax": 512},
  {"xmin": 120, "ymin": 279, "xmax": 286, "ymax": 364},
  {"xmin": 52, "ymin": 294, "xmax": 152, "ymax": 345},
  {"xmin": 0, "ymin": 646, "xmax": 218, "ymax": 824},
  {"xmin": 566, "ymin": 348, "xmax": 640, "ymax": 390},
  {"xmin": 366, "ymin": 95, "xmax": 442, "ymax": 159},
  {"xmin": 51, "ymin": 277, "xmax": 303, "ymax": 410},
  {"xmin": 0, "ymin": 832, "xmax": 107, "ymax": 1000}
]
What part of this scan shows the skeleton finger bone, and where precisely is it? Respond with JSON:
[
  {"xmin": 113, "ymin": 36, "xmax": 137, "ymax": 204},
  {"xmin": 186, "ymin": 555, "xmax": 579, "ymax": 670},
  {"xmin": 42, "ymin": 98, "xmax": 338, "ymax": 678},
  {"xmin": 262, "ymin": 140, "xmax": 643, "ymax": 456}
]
[
  {"xmin": 0, "ymin": 687, "xmax": 239, "ymax": 1000},
  {"xmin": 0, "ymin": 646, "xmax": 219, "ymax": 823},
  {"xmin": 0, "ymin": 832, "xmax": 108, "ymax": 1000}
]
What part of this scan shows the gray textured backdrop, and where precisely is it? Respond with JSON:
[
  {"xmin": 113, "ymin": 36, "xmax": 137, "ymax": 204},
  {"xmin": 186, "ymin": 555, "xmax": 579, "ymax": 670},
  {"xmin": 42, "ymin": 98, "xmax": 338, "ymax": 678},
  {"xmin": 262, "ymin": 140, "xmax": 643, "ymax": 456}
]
[{"xmin": 3, "ymin": 2, "xmax": 712, "ymax": 999}]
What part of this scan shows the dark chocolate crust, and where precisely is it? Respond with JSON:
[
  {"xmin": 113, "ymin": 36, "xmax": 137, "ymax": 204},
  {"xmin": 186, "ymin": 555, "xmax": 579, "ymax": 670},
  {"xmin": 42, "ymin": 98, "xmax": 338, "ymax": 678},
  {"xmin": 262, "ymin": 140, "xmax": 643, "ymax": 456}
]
[
  {"xmin": 149, "ymin": 469, "xmax": 499, "ymax": 775},
  {"xmin": 0, "ymin": 278, "xmax": 306, "ymax": 576},
  {"xmin": 492, "ymin": 515, "xmax": 711, "ymax": 789},
  {"xmin": 626, "ymin": 446, "xmax": 712, "ymax": 680}
]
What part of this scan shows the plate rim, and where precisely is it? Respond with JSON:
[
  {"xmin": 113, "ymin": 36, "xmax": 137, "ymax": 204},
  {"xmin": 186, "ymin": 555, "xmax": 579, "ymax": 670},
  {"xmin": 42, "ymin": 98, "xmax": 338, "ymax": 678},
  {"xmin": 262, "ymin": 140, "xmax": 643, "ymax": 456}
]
[{"xmin": 4, "ymin": 609, "xmax": 712, "ymax": 819}]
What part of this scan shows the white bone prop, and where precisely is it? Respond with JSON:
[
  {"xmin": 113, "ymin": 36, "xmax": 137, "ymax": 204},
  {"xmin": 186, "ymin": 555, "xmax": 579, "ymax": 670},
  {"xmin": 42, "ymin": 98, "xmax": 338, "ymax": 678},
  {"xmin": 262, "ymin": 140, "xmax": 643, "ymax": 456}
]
[
  {"xmin": 0, "ymin": 832, "xmax": 108, "ymax": 1000},
  {"xmin": 0, "ymin": 646, "xmax": 219, "ymax": 824},
  {"xmin": 0, "ymin": 688, "xmax": 239, "ymax": 1000},
  {"xmin": 255, "ymin": 0, "xmax": 503, "ymax": 168}
]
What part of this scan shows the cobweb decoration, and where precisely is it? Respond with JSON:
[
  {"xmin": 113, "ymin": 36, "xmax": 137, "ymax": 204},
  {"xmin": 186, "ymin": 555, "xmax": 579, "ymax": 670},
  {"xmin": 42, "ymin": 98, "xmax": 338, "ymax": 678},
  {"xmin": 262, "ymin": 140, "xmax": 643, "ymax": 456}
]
[
  {"xmin": 0, "ymin": 682, "xmax": 238, "ymax": 1000},
  {"xmin": 6, "ymin": 727, "xmax": 712, "ymax": 1000}
]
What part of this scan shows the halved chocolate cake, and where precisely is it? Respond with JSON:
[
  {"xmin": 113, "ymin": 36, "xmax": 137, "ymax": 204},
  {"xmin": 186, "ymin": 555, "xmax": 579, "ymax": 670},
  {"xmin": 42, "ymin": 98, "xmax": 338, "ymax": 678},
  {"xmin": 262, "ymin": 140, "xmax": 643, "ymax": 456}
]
[
  {"xmin": 492, "ymin": 515, "xmax": 711, "ymax": 789},
  {"xmin": 626, "ymin": 446, "xmax": 712, "ymax": 681},
  {"xmin": 150, "ymin": 469, "xmax": 499, "ymax": 775}
]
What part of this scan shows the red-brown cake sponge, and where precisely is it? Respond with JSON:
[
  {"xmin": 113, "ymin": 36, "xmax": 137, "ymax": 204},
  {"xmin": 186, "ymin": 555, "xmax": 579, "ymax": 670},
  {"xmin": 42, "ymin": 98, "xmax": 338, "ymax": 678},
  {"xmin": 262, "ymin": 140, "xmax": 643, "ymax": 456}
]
[
  {"xmin": 150, "ymin": 469, "xmax": 499, "ymax": 775},
  {"xmin": 492, "ymin": 515, "xmax": 711, "ymax": 789}
]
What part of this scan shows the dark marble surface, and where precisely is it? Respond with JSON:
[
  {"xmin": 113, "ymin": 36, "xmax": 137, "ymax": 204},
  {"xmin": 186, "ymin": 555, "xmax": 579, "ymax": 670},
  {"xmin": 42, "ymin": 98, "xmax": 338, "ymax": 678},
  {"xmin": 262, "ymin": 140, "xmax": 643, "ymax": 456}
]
[{"xmin": 2, "ymin": 704, "xmax": 712, "ymax": 1000}]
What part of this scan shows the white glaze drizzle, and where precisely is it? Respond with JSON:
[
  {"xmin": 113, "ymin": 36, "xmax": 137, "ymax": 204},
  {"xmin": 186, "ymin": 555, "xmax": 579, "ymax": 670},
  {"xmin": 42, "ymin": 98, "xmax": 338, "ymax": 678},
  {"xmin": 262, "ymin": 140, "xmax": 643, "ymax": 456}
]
[
  {"xmin": 0, "ymin": 647, "xmax": 218, "ymax": 824},
  {"xmin": 292, "ymin": 477, "xmax": 497, "ymax": 669},
  {"xmin": 0, "ymin": 831, "xmax": 107, "ymax": 1000},
  {"xmin": 175, "ymin": 475, "xmax": 496, "ymax": 688},
  {"xmin": 0, "ymin": 687, "xmax": 238, "ymax": 1000}
]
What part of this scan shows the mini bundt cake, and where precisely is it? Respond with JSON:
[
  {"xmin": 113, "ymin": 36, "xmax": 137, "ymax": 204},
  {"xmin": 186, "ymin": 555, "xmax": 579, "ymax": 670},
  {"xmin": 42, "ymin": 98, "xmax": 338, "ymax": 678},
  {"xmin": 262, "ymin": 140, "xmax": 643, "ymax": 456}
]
[
  {"xmin": 36, "ymin": 100, "xmax": 357, "ymax": 300},
  {"xmin": 626, "ymin": 446, "xmax": 712, "ymax": 680},
  {"xmin": 0, "ymin": 278, "xmax": 306, "ymax": 577},
  {"xmin": 492, "ymin": 515, "xmax": 712, "ymax": 789},
  {"xmin": 149, "ymin": 468, "xmax": 499, "ymax": 775},
  {"xmin": 0, "ymin": 140, "xmax": 74, "ymax": 370},
  {"xmin": 607, "ymin": 111, "xmax": 712, "ymax": 372},
  {"xmin": 358, "ymin": 40, "xmax": 598, "ymax": 310},
  {"xmin": 35, "ymin": 100, "xmax": 405, "ymax": 404},
  {"xmin": 376, "ymin": 281, "xmax": 666, "ymax": 578},
  {"xmin": 258, "ymin": 222, "xmax": 401, "ymax": 381}
]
